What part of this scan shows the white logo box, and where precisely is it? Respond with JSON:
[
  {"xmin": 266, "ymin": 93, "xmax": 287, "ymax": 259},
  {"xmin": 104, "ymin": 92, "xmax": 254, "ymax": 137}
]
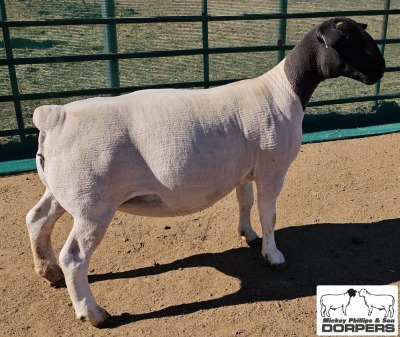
[{"xmin": 317, "ymin": 285, "xmax": 398, "ymax": 336}]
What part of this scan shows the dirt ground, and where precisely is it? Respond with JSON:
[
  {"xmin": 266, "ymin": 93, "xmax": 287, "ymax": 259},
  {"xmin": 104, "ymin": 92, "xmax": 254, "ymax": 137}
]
[{"xmin": 0, "ymin": 133, "xmax": 399, "ymax": 337}]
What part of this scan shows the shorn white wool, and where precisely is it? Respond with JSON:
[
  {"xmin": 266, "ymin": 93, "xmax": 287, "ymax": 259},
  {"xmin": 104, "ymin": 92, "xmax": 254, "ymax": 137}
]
[{"xmin": 29, "ymin": 60, "xmax": 301, "ymax": 327}]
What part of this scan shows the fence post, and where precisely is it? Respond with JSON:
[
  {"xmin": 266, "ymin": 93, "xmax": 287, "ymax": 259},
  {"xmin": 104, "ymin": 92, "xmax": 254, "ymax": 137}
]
[
  {"xmin": 374, "ymin": 0, "xmax": 390, "ymax": 109},
  {"xmin": 0, "ymin": 0, "xmax": 25, "ymax": 141},
  {"xmin": 202, "ymin": 0, "xmax": 210, "ymax": 88},
  {"xmin": 276, "ymin": 0, "xmax": 288, "ymax": 63},
  {"xmin": 102, "ymin": 0, "xmax": 120, "ymax": 90}
]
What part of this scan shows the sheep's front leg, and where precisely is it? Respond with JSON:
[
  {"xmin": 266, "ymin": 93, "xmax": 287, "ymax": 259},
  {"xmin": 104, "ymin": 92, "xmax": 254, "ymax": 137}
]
[
  {"xmin": 367, "ymin": 306, "xmax": 373, "ymax": 316},
  {"xmin": 59, "ymin": 209, "xmax": 115, "ymax": 328},
  {"xmin": 26, "ymin": 188, "xmax": 65, "ymax": 286},
  {"xmin": 256, "ymin": 176, "xmax": 286, "ymax": 269},
  {"xmin": 236, "ymin": 181, "xmax": 260, "ymax": 246}
]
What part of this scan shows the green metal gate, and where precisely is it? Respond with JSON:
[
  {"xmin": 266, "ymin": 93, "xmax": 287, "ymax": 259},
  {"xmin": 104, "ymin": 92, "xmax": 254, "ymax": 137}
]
[{"xmin": 1, "ymin": 0, "xmax": 400, "ymax": 174}]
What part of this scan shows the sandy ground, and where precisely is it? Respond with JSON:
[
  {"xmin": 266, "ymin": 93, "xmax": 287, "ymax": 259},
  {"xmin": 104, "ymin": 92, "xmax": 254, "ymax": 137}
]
[{"xmin": 0, "ymin": 133, "xmax": 399, "ymax": 337}]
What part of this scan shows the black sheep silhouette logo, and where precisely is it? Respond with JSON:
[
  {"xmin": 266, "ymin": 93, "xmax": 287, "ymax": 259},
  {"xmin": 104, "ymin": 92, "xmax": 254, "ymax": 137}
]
[{"xmin": 320, "ymin": 288, "xmax": 358, "ymax": 317}]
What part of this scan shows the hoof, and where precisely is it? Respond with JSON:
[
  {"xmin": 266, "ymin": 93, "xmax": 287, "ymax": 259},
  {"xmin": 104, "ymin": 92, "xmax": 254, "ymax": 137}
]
[
  {"xmin": 247, "ymin": 237, "xmax": 262, "ymax": 248},
  {"xmin": 91, "ymin": 309, "xmax": 113, "ymax": 329},
  {"xmin": 50, "ymin": 278, "xmax": 66, "ymax": 288},
  {"xmin": 270, "ymin": 261, "xmax": 287, "ymax": 271},
  {"xmin": 94, "ymin": 316, "xmax": 113, "ymax": 329},
  {"xmin": 40, "ymin": 264, "xmax": 64, "ymax": 286}
]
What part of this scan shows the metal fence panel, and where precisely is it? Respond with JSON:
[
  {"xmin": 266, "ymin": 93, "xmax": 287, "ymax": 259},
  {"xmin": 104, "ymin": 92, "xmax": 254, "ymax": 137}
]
[{"xmin": 0, "ymin": 0, "xmax": 399, "ymax": 172}]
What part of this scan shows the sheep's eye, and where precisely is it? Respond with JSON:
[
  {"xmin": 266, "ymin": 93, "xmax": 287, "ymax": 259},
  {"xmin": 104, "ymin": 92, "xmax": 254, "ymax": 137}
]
[{"xmin": 341, "ymin": 33, "xmax": 353, "ymax": 44}]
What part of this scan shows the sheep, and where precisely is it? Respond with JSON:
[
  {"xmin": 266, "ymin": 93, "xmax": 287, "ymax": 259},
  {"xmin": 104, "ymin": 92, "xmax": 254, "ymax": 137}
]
[
  {"xmin": 26, "ymin": 17, "xmax": 385, "ymax": 327},
  {"xmin": 359, "ymin": 288, "xmax": 395, "ymax": 317},
  {"xmin": 320, "ymin": 288, "xmax": 358, "ymax": 317}
]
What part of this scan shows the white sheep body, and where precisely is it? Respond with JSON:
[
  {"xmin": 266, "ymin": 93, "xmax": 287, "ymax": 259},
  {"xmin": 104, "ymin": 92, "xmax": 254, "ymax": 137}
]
[
  {"xmin": 27, "ymin": 17, "xmax": 386, "ymax": 327},
  {"xmin": 34, "ymin": 60, "xmax": 302, "ymax": 217}
]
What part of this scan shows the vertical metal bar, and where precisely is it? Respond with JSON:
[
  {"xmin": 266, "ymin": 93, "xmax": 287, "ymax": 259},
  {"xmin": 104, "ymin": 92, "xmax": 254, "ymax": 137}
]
[
  {"xmin": 374, "ymin": 0, "xmax": 390, "ymax": 109},
  {"xmin": 102, "ymin": 0, "xmax": 120, "ymax": 90},
  {"xmin": 276, "ymin": 0, "xmax": 288, "ymax": 63},
  {"xmin": 202, "ymin": 0, "xmax": 210, "ymax": 88},
  {"xmin": 0, "ymin": 0, "xmax": 25, "ymax": 141}
]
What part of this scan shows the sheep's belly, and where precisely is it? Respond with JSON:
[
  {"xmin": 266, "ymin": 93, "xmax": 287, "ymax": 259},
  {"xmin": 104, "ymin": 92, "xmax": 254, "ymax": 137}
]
[
  {"xmin": 117, "ymin": 177, "xmax": 238, "ymax": 217},
  {"xmin": 118, "ymin": 194, "xmax": 176, "ymax": 217},
  {"xmin": 118, "ymin": 193, "xmax": 210, "ymax": 217}
]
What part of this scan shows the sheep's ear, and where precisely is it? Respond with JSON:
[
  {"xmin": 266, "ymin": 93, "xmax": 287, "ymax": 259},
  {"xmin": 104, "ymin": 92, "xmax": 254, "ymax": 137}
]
[
  {"xmin": 317, "ymin": 25, "xmax": 343, "ymax": 48},
  {"xmin": 359, "ymin": 23, "xmax": 368, "ymax": 30}
]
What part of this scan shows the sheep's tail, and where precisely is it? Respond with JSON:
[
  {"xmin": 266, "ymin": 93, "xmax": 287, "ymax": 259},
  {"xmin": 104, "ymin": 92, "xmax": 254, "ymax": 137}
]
[
  {"xmin": 33, "ymin": 105, "xmax": 65, "ymax": 188},
  {"xmin": 389, "ymin": 296, "xmax": 395, "ymax": 318},
  {"xmin": 33, "ymin": 105, "xmax": 65, "ymax": 132},
  {"xmin": 320, "ymin": 297, "xmax": 325, "ymax": 317}
]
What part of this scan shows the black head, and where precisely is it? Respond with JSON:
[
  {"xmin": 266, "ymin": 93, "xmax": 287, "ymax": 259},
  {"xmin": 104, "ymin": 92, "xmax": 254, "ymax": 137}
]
[
  {"xmin": 347, "ymin": 288, "xmax": 358, "ymax": 298},
  {"xmin": 316, "ymin": 17, "xmax": 386, "ymax": 84}
]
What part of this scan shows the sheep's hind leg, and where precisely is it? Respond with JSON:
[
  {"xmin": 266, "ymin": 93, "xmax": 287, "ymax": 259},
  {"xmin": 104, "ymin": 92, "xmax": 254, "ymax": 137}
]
[
  {"xmin": 59, "ymin": 208, "xmax": 115, "ymax": 328},
  {"xmin": 236, "ymin": 181, "xmax": 260, "ymax": 247},
  {"xmin": 389, "ymin": 305, "xmax": 394, "ymax": 318},
  {"xmin": 26, "ymin": 188, "xmax": 66, "ymax": 286},
  {"xmin": 255, "ymin": 176, "xmax": 286, "ymax": 270},
  {"xmin": 384, "ymin": 308, "xmax": 388, "ymax": 317},
  {"xmin": 321, "ymin": 304, "xmax": 326, "ymax": 317}
]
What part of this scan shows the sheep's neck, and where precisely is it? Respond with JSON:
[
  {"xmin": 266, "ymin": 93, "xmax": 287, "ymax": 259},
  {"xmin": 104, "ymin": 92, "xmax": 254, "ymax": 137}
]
[{"xmin": 284, "ymin": 33, "xmax": 324, "ymax": 111}]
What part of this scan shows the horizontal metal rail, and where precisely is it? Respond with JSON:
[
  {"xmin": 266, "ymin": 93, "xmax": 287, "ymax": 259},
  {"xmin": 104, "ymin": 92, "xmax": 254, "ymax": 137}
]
[
  {"xmin": 0, "ymin": 46, "xmax": 292, "ymax": 66},
  {"xmin": 1, "ymin": 9, "xmax": 400, "ymax": 28},
  {"xmin": 0, "ymin": 127, "xmax": 37, "ymax": 137},
  {"xmin": 0, "ymin": 79, "xmax": 237, "ymax": 103},
  {"xmin": 0, "ymin": 66, "xmax": 400, "ymax": 104},
  {"xmin": 1, "ymin": 39, "xmax": 400, "ymax": 67},
  {"xmin": 308, "ymin": 92, "xmax": 400, "ymax": 107}
]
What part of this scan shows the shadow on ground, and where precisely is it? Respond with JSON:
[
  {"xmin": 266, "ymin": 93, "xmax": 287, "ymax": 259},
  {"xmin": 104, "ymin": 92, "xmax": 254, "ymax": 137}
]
[
  {"xmin": 0, "ymin": 38, "xmax": 64, "ymax": 50},
  {"xmin": 88, "ymin": 219, "xmax": 400, "ymax": 328}
]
